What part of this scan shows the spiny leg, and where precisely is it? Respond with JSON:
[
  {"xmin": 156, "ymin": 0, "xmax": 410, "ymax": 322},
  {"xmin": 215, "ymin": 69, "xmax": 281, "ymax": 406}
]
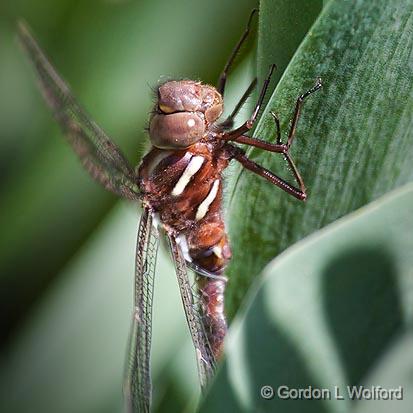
[
  {"xmin": 270, "ymin": 111, "xmax": 305, "ymax": 195},
  {"xmin": 271, "ymin": 111, "xmax": 281, "ymax": 144},
  {"xmin": 225, "ymin": 78, "xmax": 323, "ymax": 200},
  {"xmin": 287, "ymin": 77, "xmax": 322, "ymax": 148},
  {"xmin": 266, "ymin": 78, "xmax": 322, "ymax": 195},
  {"xmin": 231, "ymin": 145, "xmax": 307, "ymax": 200},
  {"xmin": 219, "ymin": 108, "xmax": 285, "ymax": 154},
  {"xmin": 217, "ymin": 8, "xmax": 257, "ymax": 96},
  {"xmin": 220, "ymin": 78, "xmax": 257, "ymax": 129},
  {"xmin": 222, "ymin": 64, "xmax": 276, "ymax": 140},
  {"xmin": 225, "ymin": 134, "xmax": 287, "ymax": 153},
  {"xmin": 271, "ymin": 112, "xmax": 305, "ymax": 198}
]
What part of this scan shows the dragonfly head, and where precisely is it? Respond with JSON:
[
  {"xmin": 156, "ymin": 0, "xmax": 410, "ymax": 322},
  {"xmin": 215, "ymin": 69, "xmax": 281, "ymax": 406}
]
[{"xmin": 149, "ymin": 80, "xmax": 223, "ymax": 149}]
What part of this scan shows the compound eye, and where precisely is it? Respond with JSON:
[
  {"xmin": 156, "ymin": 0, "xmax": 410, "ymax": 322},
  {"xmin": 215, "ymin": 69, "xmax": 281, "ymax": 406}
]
[
  {"xmin": 158, "ymin": 81, "xmax": 203, "ymax": 113},
  {"xmin": 158, "ymin": 103, "xmax": 175, "ymax": 114},
  {"xmin": 149, "ymin": 112, "xmax": 205, "ymax": 149}
]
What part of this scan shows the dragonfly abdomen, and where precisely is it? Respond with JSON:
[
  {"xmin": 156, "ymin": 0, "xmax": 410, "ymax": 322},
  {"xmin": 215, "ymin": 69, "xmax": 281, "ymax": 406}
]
[{"xmin": 197, "ymin": 276, "xmax": 227, "ymax": 359}]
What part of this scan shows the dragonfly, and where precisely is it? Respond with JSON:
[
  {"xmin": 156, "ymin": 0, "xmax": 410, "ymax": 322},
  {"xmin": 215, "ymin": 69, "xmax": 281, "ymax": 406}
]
[{"xmin": 17, "ymin": 10, "xmax": 321, "ymax": 413}]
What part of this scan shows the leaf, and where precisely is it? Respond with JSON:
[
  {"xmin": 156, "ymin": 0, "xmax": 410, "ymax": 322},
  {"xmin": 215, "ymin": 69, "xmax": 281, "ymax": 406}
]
[
  {"xmin": 226, "ymin": 0, "xmax": 413, "ymax": 318},
  {"xmin": 200, "ymin": 182, "xmax": 413, "ymax": 413},
  {"xmin": 257, "ymin": 0, "xmax": 323, "ymax": 93}
]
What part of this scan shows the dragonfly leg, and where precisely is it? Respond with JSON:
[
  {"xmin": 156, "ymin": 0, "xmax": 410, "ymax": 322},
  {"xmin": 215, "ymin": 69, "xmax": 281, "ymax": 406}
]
[
  {"xmin": 217, "ymin": 8, "xmax": 257, "ymax": 95},
  {"xmin": 221, "ymin": 63, "xmax": 276, "ymax": 140},
  {"xmin": 222, "ymin": 76, "xmax": 321, "ymax": 144},
  {"xmin": 231, "ymin": 146, "xmax": 307, "ymax": 200},
  {"xmin": 219, "ymin": 78, "xmax": 257, "ymax": 129},
  {"xmin": 270, "ymin": 111, "xmax": 282, "ymax": 144},
  {"xmin": 286, "ymin": 77, "xmax": 322, "ymax": 148},
  {"xmin": 223, "ymin": 78, "xmax": 322, "ymax": 200}
]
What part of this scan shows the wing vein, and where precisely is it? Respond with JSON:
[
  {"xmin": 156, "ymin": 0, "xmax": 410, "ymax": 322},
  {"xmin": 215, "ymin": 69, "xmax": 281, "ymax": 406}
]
[
  {"xmin": 124, "ymin": 207, "xmax": 159, "ymax": 413},
  {"xmin": 17, "ymin": 21, "xmax": 141, "ymax": 200},
  {"xmin": 167, "ymin": 233, "xmax": 216, "ymax": 391}
]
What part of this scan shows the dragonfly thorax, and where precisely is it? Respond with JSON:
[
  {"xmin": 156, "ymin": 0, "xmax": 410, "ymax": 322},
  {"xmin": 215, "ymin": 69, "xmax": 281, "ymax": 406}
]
[
  {"xmin": 149, "ymin": 80, "xmax": 223, "ymax": 149},
  {"xmin": 138, "ymin": 142, "xmax": 232, "ymax": 276}
]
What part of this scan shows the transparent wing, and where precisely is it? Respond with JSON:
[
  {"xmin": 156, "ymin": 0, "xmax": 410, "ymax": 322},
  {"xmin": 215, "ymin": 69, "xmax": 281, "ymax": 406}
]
[
  {"xmin": 17, "ymin": 21, "xmax": 141, "ymax": 200},
  {"xmin": 167, "ymin": 234, "xmax": 216, "ymax": 390},
  {"xmin": 124, "ymin": 207, "xmax": 159, "ymax": 413}
]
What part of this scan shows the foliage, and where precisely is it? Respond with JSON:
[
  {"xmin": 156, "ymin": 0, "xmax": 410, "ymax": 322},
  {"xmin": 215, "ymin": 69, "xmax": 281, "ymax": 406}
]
[
  {"xmin": 202, "ymin": 182, "xmax": 413, "ymax": 412},
  {"xmin": 0, "ymin": 0, "xmax": 412, "ymax": 412},
  {"xmin": 226, "ymin": 0, "xmax": 413, "ymax": 318}
]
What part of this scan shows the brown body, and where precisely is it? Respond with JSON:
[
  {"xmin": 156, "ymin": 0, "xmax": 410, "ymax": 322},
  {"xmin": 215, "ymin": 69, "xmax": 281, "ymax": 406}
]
[
  {"xmin": 139, "ymin": 118, "xmax": 233, "ymax": 354},
  {"xmin": 137, "ymin": 80, "xmax": 236, "ymax": 356},
  {"xmin": 138, "ymin": 142, "xmax": 231, "ymax": 274}
]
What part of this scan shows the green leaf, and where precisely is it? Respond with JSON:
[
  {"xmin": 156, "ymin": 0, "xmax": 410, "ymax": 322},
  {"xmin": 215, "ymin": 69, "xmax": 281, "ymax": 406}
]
[
  {"xmin": 257, "ymin": 0, "xmax": 323, "ymax": 92},
  {"xmin": 226, "ymin": 0, "xmax": 413, "ymax": 318},
  {"xmin": 201, "ymin": 182, "xmax": 413, "ymax": 413}
]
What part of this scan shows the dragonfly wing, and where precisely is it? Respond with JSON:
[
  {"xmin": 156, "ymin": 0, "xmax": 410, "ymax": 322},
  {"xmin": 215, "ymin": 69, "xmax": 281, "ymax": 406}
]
[
  {"xmin": 124, "ymin": 207, "xmax": 159, "ymax": 413},
  {"xmin": 17, "ymin": 21, "xmax": 141, "ymax": 200},
  {"xmin": 167, "ymin": 233, "xmax": 216, "ymax": 391}
]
